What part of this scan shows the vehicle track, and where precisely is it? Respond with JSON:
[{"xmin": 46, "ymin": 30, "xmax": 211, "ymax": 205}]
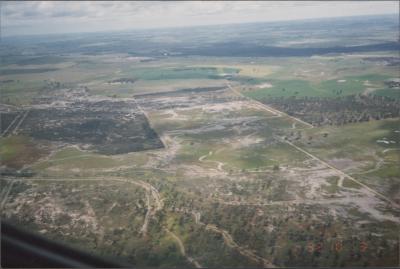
[
  {"xmin": 0, "ymin": 180, "xmax": 15, "ymax": 210},
  {"xmin": 227, "ymin": 82, "xmax": 399, "ymax": 208},
  {"xmin": 1, "ymin": 112, "xmax": 22, "ymax": 137},
  {"xmin": 165, "ymin": 228, "xmax": 202, "ymax": 268},
  {"xmin": 2, "ymin": 176, "xmax": 163, "ymax": 234},
  {"xmin": 198, "ymin": 151, "xmax": 225, "ymax": 172},
  {"xmin": 11, "ymin": 110, "xmax": 30, "ymax": 135},
  {"xmin": 3, "ymin": 176, "xmax": 200, "ymax": 267},
  {"xmin": 281, "ymin": 138, "xmax": 400, "ymax": 208},
  {"xmin": 351, "ymin": 157, "xmax": 385, "ymax": 175},
  {"xmin": 180, "ymin": 207, "xmax": 275, "ymax": 267},
  {"xmin": 140, "ymin": 191, "xmax": 152, "ymax": 235},
  {"xmin": 205, "ymin": 224, "xmax": 275, "ymax": 267},
  {"xmin": 226, "ymin": 82, "xmax": 313, "ymax": 128},
  {"xmin": 3, "ymin": 176, "xmax": 274, "ymax": 267}
]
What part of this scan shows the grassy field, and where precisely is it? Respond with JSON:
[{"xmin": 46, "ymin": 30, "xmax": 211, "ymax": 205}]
[
  {"xmin": 296, "ymin": 118, "xmax": 400, "ymax": 158},
  {"xmin": 0, "ymin": 135, "xmax": 46, "ymax": 169},
  {"xmin": 373, "ymin": 88, "xmax": 400, "ymax": 99},
  {"xmin": 243, "ymin": 74, "xmax": 393, "ymax": 100},
  {"xmin": 191, "ymin": 64, "xmax": 279, "ymax": 77}
]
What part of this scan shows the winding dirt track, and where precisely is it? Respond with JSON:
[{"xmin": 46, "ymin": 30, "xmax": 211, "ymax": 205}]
[
  {"xmin": 140, "ymin": 191, "xmax": 152, "ymax": 235},
  {"xmin": 205, "ymin": 224, "xmax": 275, "ymax": 267},
  {"xmin": 1, "ymin": 176, "xmax": 204, "ymax": 267},
  {"xmin": 185, "ymin": 208, "xmax": 275, "ymax": 267},
  {"xmin": 165, "ymin": 228, "xmax": 202, "ymax": 268},
  {"xmin": 198, "ymin": 151, "xmax": 225, "ymax": 172},
  {"xmin": 3, "ymin": 175, "xmax": 276, "ymax": 267}
]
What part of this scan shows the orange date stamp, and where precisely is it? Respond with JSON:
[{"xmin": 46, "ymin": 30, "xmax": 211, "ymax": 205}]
[{"xmin": 300, "ymin": 240, "xmax": 368, "ymax": 254}]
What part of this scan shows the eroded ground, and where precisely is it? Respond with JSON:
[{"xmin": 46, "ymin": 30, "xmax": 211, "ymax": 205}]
[{"xmin": 1, "ymin": 79, "xmax": 399, "ymax": 267}]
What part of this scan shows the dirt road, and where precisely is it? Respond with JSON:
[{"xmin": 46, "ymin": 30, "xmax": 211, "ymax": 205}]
[
  {"xmin": 205, "ymin": 224, "xmax": 275, "ymax": 267},
  {"xmin": 1, "ymin": 112, "xmax": 22, "ymax": 137},
  {"xmin": 281, "ymin": 138, "xmax": 400, "ymax": 208},
  {"xmin": 199, "ymin": 151, "xmax": 225, "ymax": 172},
  {"xmin": 165, "ymin": 228, "xmax": 202, "ymax": 268},
  {"xmin": 226, "ymin": 82, "xmax": 313, "ymax": 128},
  {"xmin": 228, "ymin": 79, "xmax": 399, "ymax": 208},
  {"xmin": 3, "ymin": 175, "xmax": 276, "ymax": 267}
]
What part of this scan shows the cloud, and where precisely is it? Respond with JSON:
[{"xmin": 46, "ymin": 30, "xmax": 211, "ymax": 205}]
[{"xmin": 1, "ymin": 1, "xmax": 399, "ymax": 36}]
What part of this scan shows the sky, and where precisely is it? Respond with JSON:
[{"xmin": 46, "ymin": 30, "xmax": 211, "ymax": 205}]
[{"xmin": 1, "ymin": 1, "xmax": 399, "ymax": 36}]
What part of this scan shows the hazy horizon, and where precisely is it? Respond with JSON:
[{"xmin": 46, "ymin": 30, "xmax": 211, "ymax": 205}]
[
  {"xmin": 2, "ymin": 1, "xmax": 399, "ymax": 37},
  {"xmin": 2, "ymin": 13, "xmax": 398, "ymax": 40}
]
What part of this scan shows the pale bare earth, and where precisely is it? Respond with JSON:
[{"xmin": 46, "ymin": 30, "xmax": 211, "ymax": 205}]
[{"xmin": 2, "ymin": 82, "xmax": 400, "ymax": 267}]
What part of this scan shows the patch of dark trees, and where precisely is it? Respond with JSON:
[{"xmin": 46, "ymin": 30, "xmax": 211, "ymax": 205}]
[
  {"xmin": 262, "ymin": 94, "xmax": 400, "ymax": 126},
  {"xmin": 1, "ymin": 68, "xmax": 59, "ymax": 75},
  {"xmin": 108, "ymin": 78, "xmax": 137, "ymax": 84},
  {"xmin": 0, "ymin": 79, "xmax": 14, "ymax": 84},
  {"xmin": 135, "ymin": 87, "xmax": 234, "ymax": 111},
  {"xmin": 384, "ymin": 80, "xmax": 400, "ymax": 88},
  {"xmin": 362, "ymin": 57, "xmax": 400, "ymax": 66},
  {"xmin": 0, "ymin": 168, "xmax": 35, "ymax": 178},
  {"xmin": 14, "ymin": 100, "xmax": 164, "ymax": 155},
  {"xmin": 177, "ymin": 42, "xmax": 400, "ymax": 57},
  {"xmin": 15, "ymin": 56, "xmax": 67, "ymax": 65},
  {"xmin": 133, "ymin": 86, "xmax": 226, "ymax": 98}
]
